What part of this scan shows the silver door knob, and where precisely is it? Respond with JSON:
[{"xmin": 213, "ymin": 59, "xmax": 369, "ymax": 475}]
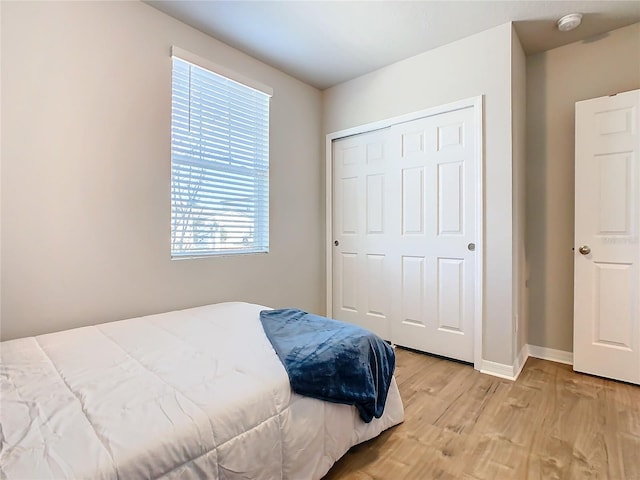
[
  {"xmin": 578, "ymin": 245, "xmax": 591, "ymax": 255},
  {"xmin": 467, "ymin": 243, "xmax": 475, "ymax": 251}
]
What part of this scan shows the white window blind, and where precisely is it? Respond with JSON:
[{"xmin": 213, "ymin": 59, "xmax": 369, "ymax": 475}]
[{"xmin": 171, "ymin": 53, "xmax": 270, "ymax": 258}]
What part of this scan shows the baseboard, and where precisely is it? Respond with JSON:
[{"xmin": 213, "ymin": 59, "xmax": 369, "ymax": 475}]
[
  {"xmin": 479, "ymin": 344, "xmax": 572, "ymax": 382},
  {"xmin": 479, "ymin": 359, "xmax": 518, "ymax": 381},
  {"xmin": 527, "ymin": 344, "xmax": 573, "ymax": 365},
  {"xmin": 479, "ymin": 344, "xmax": 528, "ymax": 381}
]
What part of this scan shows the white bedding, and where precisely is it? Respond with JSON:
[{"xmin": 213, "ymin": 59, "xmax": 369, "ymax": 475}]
[{"xmin": 0, "ymin": 302, "xmax": 404, "ymax": 479}]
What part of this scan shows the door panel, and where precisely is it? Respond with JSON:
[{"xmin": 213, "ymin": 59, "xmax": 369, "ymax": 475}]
[
  {"xmin": 366, "ymin": 174, "xmax": 384, "ymax": 234},
  {"xmin": 332, "ymin": 130, "xmax": 391, "ymax": 339},
  {"xmin": 597, "ymin": 153, "xmax": 631, "ymax": 234},
  {"xmin": 390, "ymin": 108, "xmax": 475, "ymax": 362},
  {"xmin": 437, "ymin": 257, "xmax": 464, "ymax": 332},
  {"xmin": 594, "ymin": 262, "xmax": 632, "ymax": 348},
  {"xmin": 366, "ymin": 254, "xmax": 386, "ymax": 317},
  {"xmin": 401, "ymin": 255, "xmax": 426, "ymax": 327},
  {"xmin": 340, "ymin": 253, "xmax": 358, "ymax": 312},
  {"xmin": 438, "ymin": 162, "xmax": 463, "ymax": 234},
  {"xmin": 574, "ymin": 89, "xmax": 640, "ymax": 384},
  {"xmin": 402, "ymin": 167, "xmax": 425, "ymax": 234}
]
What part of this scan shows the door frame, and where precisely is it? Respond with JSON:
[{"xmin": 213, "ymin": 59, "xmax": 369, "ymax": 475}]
[{"xmin": 325, "ymin": 96, "xmax": 485, "ymax": 370}]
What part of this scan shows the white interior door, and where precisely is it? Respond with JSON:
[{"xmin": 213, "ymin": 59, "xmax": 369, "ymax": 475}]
[
  {"xmin": 331, "ymin": 106, "xmax": 477, "ymax": 363},
  {"xmin": 574, "ymin": 89, "xmax": 640, "ymax": 385}
]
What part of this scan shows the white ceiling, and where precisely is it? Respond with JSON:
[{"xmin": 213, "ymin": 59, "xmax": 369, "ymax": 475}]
[{"xmin": 148, "ymin": 1, "xmax": 640, "ymax": 90}]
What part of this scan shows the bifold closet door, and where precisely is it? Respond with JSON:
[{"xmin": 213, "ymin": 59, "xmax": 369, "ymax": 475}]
[{"xmin": 332, "ymin": 106, "xmax": 477, "ymax": 363}]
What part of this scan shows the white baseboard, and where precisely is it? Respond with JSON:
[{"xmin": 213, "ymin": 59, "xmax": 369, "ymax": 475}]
[
  {"xmin": 480, "ymin": 360, "xmax": 518, "ymax": 381},
  {"xmin": 527, "ymin": 344, "xmax": 573, "ymax": 365},
  {"xmin": 479, "ymin": 344, "xmax": 573, "ymax": 382}
]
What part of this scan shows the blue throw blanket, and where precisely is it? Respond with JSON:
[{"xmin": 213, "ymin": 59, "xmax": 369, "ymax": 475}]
[{"xmin": 259, "ymin": 309, "xmax": 395, "ymax": 423}]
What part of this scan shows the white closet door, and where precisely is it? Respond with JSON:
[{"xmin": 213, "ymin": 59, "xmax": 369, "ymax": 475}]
[
  {"xmin": 388, "ymin": 107, "xmax": 476, "ymax": 362},
  {"xmin": 331, "ymin": 106, "xmax": 477, "ymax": 363},
  {"xmin": 574, "ymin": 89, "xmax": 640, "ymax": 384},
  {"xmin": 332, "ymin": 128, "xmax": 392, "ymax": 340}
]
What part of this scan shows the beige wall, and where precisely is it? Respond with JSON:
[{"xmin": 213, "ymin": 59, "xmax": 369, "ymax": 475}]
[
  {"xmin": 6, "ymin": 1, "xmax": 633, "ymax": 362},
  {"xmin": 323, "ymin": 23, "xmax": 517, "ymax": 366},
  {"xmin": 511, "ymin": 26, "xmax": 528, "ymax": 360},
  {"xmin": 0, "ymin": 1, "xmax": 324, "ymax": 340},
  {"xmin": 526, "ymin": 23, "xmax": 640, "ymax": 352}
]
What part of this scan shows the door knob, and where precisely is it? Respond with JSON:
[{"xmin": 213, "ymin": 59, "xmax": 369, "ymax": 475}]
[
  {"xmin": 334, "ymin": 240, "xmax": 339, "ymax": 246},
  {"xmin": 578, "ymin": 245, "xmax": 591, "ymax": 255},
  {"xmin": 467, "ymin": 243, "xmax": 475, "ymax": 251}
]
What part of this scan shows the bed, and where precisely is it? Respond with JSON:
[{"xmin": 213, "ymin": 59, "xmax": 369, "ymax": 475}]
[{"xmin": 0, "ymin": 302, "xmax": 404, "ymax": 479}]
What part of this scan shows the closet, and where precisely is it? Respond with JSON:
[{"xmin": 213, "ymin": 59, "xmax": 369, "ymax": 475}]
[{"xmin": 329, "ymin": 101, "xmax": 481, "ymax": 363}]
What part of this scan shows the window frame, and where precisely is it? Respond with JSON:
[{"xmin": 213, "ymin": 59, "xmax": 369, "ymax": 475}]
[{"xmin": 170, "ymin": 47, "xmax": 273, "ymax": 259}]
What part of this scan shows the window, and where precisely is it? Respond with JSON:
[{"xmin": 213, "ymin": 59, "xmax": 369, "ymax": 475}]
[{"xmin": 170, "ymin": 48, "xmax": 272, "ymax": 258}]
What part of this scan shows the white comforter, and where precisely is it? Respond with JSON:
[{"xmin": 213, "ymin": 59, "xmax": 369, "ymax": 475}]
[{"xmin": 0, "ymin": 302, "xmax": 404, "ymax": 479}]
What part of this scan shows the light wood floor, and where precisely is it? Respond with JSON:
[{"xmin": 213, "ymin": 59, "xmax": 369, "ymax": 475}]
[{"xmin": 324, "ymin": 347, "xmax": 640, "ymax": 480}]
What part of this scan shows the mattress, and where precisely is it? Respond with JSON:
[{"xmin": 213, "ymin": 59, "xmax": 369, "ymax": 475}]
[{"xmin": 0, "ymin": 302, "xmax": 404, "ymax": 479}]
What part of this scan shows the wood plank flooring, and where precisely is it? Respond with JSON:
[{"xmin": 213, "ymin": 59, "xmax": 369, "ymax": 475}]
[{"xmin": 323, "ymin": 347, "xmax": 640, "ymax": 480}]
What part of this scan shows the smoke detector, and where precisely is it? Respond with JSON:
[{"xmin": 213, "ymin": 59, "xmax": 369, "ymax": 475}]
[{"xmin": 557, "ymin": 13, "xmax": 583, "ymax": 32}]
